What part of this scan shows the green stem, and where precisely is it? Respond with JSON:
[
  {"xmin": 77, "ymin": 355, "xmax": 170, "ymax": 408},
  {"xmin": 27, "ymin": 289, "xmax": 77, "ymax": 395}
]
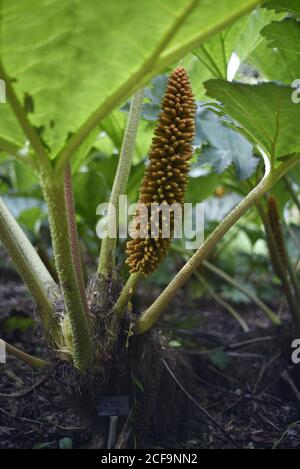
[
  {"xmin": 136, "ymin": 154, "xmax": 300, "ymax": 334},
  {"xmin": 40, "ymin": 173, "xmax": 92, "ymax": 372},
  {"xmin": 64, "ymin": 165, "xmax": 88, "ymax": 312},
  {"xmin": 287, "ymin": 256, "xmax": 300, "ymax": 310},
  {"xmin": 196, "ymin": 273, "xmax": 249, "ymax": 332},
  {"xmin": 198, "ymin": 46, "xmax": 224, "ymax": 78},
  {"xmin": 3, "ymin": 340, "xmax": 51, "ymax": 369},
  {"xmin": 258, "ymin": 203, "xmax": 300, "ymax": 336},
  {"xmin": 280, "ymin": 215, "xmax": 300, "ymax": 303},
  {"xmin": 271, "ymin": 245, "xmax": 300, "ymax": 335},
  {"xmin": 0, "ymin": 197, "xmax": 59, "ymax": 343},
  {"xmin": 0, "ymin": 61, "xmax": 51, "ymax": 171},
  {"xmin": 98, "ymin": 88, "xmax": 144, "ymax": 278},
  {"xmin": 203, "ymin": 260, "xmax": 280, "ymax": 326},
  {"xmin": 193, "ymin": 52, "xmax": 221, "ymax": 78},
  {"xmin": 114, "ymin": 273, "xmax": 141, "ymax": 319}
]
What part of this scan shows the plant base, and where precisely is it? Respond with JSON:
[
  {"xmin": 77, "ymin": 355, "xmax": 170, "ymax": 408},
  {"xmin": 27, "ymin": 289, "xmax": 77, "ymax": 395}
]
[{"xmin": 53, "ymin": 276, "xmax": 194, "ymax": 447}]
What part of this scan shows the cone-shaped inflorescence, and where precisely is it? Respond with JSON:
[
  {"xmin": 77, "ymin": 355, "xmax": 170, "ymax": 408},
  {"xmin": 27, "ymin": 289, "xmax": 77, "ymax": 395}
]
[
  {"xmin": 126, "ymin": 66, "xmax": 196, "ymax": 276},
  {"xmin": 267, "ymin": 196, "xmax": 288, "ymax": 272}
]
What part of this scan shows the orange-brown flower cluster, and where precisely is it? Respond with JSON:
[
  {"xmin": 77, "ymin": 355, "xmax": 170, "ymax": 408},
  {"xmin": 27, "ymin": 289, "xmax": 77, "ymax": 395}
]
[{"xmin": 126, "ymin": 66, "xmax": 196, "ymax": 276}]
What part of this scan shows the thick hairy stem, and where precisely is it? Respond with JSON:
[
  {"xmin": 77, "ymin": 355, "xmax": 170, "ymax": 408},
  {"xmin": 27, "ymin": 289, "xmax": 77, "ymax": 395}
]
[
  {"xmin": 40, "ymin": 173, "xmax": 92, "ymax": 372},
  {"xmin": 2, "ymin": 339, "xmax": 51, "ymax": 369},
  {"xmin": 64, "ymin": 165, "xmax": 88, "ymax": 312},
  {"xmin": 203, "ymin": 260, "xmax": 280, "ymax": 326},
  {"xmin": 98, "ymin": 88, "xmax": 144, "ymax": 278},
  {"xmin": 114, "ymin": 273, "xmax": 141, "ymax": 318},
  {"xmin": 0, "ymin": 197, "xmax": 59, "ymax": 343},
  {"xmin": 136, "ymin": 154, "xmax": 300, "ymax": 334}
]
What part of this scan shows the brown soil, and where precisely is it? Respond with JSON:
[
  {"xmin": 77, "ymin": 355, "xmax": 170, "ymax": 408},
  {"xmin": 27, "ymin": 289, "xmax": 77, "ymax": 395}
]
[{"xmin": 1, "ymin": 258, "xmax": 300, "ymax": 449}]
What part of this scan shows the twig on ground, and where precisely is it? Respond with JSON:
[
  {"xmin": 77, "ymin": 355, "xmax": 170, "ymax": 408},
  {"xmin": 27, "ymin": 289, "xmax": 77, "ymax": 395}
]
[
  {"xmin": 115, "ymin": 406, "xmax": 135, "ymax": 449},
  {"xmin": 162, "ymin": 358, "xmax": 238, "ymax": 448},
  {"xmin": 0, "ymin": 407, "xmax": 84, "ymax": 432},
  {"xmin": 253, "ymin": 351, "xmax": 282, "ymax": 395},
  {"xmin": 0, "ymin": 371, "xmax": 50, "ymax": 398},
  {"xmin": 228, "ymin": 337, "xmax": 273, "ymax": 350},
  {"xmin": 273, "ymin": 420, "xmax": 300, "ymax": 449},
  {"xmin": 281, "ymin": 370, "xmax": 300, "ymax": 402},
  {"xmin": 260, "ymin": 364, "xmax": 296, "ymax": 395},
  {"xmin": 258, "ymin": 412, "xmax": 280, "ymax": 431},
  {"xmin": 0, "ymin": 407, "xmax": 45, "ymax": 426}
]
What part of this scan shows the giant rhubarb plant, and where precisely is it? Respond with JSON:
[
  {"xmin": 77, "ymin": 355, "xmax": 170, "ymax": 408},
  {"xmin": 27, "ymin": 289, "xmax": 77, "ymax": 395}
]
[
  {"xmin": 2, "ymin": 62, "xmax": 300, "ymax": 370},
  {"xmin": 1, "ymin": 0, "xmax": 300, "ymax": 438}
]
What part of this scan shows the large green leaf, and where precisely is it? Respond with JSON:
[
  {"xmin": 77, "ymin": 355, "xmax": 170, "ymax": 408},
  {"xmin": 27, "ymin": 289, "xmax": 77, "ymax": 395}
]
[
  {"xmin": 264, "ymin": 0, "xmax": 300, "ymax": 17},
  {"xmin": 184, "ymin": 6, "xmax": 279, "ymax": 100},
  {"xmin": 186, "ymin": 172, "xmax": 220, "ymax": 203},
  {"xmin": 233, "ymin": 8, "xmax": 283, "ymax": 63},
  {"xmin": 204, "ymin": 80, "xmax": 300, "ymax": 160},
  {"xmin": 195, "ymin": 109, "xmax": 258, "ymax": 180},
  {"xmin": 0, "ymin": 0, "xmax": 261, "ymax": 163},
  {"xmin": 262, "ymin": 18, "xmax": 300, "ymax": 55},
  {"xmin": 199, "ymin": 131, "xmax": 258, "ymax": 180},
  {"xmin": 182, "ymin": 54, "xmax": 214, "ymax": 101},
  {"xmin": 0, "ymin": 105, "xmax": 27, "ymax": 149},
  {"xmin": 250, "ymin": 39, "xmax": 300, "ymax": 84},
  {"xmin": 193, "ymin": 7, "xmax": 279, "ymax": 80}
]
